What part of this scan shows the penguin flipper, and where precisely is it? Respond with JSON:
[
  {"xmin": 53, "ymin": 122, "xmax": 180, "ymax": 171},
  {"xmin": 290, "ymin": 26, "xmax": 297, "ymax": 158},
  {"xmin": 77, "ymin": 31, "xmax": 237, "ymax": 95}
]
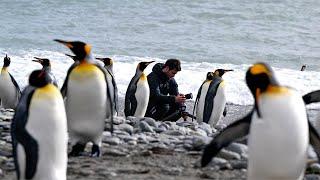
[
  {"xmin": 108, "ymin": 69, "xmax": 119, "ymax": 115},
  {"xmin": 9, "ymin": 73, "xmax": 21, "ymax": 100},
  {"xmin": 124, "ymin": 77, "xmax": 138, "ymax": 117},
  {"xmin": 21, "ymin": 133, "xmax": 39, "ymax": 179},
  {"xmin": 303, "ymin": 90, "xmax": 320, "ymax": 105},
  {"xmin": 61, "ymin": 62, "xmax": 78, "ymax": 97},
  {"xmin": 11, "ymin": 86, "xmax": 38, "ymax": 179},
  {"xmin": 308, "ymin": 121, "xmax": 320, "ymax": 160},
  {"xmin": 201, "ymin": 110, "xmax": 253, "ymax": 167},
  {"xmin": 96, "ymin": 64, "xmax": 115, "ymax": 134}
]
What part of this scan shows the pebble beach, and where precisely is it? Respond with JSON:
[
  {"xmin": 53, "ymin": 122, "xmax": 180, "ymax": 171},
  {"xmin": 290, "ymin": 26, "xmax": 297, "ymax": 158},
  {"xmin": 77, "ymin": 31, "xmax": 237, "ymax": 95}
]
[{"xmin": 1, "ymin": 98, "xmax": 320, "ymax": 180}]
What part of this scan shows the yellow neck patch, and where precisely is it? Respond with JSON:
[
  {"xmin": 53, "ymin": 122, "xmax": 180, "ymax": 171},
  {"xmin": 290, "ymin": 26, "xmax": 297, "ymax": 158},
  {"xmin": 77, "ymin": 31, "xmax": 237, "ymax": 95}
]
[
  {"xmin": 1, "ymin": 67, "xmax": 8, "ymax": 74},
  {"xmin": 250, "ymin": 64, "xmax": 270, "ymax": 75},
  {"xmin": 266, "ymin": 85, "xmax": 289, "ymax": 95},
  {"xmin": 33, "ymin": 84, "xmax": 61, "ymax": 99},
  {"xmin": 70, "ymin": 63, "xmax": 104, "ymax": 80},
  {"xmin": 219, "ymin": 80, "xmax": 225, "ymax": 87},
  {"xmin": 85, "ymin": 44, "xmax": 91, "ymax": 55},
  {"xmin": 73, "ymin": 63, "xmax": 100, "ymax": 73},
  {"xmin": 140, "ymin": 73, "xmax": 147, "ymax": 81}
]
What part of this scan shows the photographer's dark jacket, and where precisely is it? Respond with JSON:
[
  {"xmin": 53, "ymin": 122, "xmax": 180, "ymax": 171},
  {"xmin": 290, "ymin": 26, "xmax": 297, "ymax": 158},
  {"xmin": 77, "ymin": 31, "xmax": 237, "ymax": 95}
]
[{"xmin": 147, "ymin": 63, "xmax": 179, "ymax": 109}]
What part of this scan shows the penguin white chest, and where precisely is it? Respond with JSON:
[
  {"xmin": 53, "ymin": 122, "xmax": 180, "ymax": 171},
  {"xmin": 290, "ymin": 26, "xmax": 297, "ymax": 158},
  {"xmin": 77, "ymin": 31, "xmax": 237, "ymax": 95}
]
[
  {"xmin": 134, "ymin": 77, "xmax": 149, "ymax": 117},
  {"xmin": 22, "ymin": 85, "xmax": 68, "ymax": 180},
  {"xmin": 0, "ymin": 71, "xmax": 19, "ymax": 108},
  {"xmin": 248, "ymin": 91, "xmax": 308, "ymax": 180},
  {"xmin": 66, "ymin": 65, "xmax": 107, "ymax": 141}
]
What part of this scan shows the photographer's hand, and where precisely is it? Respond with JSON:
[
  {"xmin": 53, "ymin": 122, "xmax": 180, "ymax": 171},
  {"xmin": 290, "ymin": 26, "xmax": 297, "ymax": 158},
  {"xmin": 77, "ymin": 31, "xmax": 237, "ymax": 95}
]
[{"xmin": 175, "ymin": 94, "xmax": 186, "ymax": 104}]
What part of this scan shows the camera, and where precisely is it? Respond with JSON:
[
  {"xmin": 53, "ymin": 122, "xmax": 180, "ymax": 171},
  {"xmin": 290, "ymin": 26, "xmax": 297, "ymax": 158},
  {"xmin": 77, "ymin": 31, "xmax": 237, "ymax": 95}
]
[{"xmin": 184, "ymin": 93, "xmax": 193, "ymax": 99}]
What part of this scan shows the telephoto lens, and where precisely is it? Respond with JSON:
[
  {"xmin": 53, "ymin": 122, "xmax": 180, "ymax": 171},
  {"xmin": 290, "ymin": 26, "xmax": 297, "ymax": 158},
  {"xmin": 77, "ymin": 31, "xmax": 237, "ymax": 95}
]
[{"xmin": 184, "ymin": 93, "xmax": 193, "ymax": 99}]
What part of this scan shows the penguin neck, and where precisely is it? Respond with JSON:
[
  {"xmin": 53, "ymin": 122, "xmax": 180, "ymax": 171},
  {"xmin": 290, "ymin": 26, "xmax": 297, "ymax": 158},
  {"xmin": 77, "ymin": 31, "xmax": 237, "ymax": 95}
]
[
  {"xmin": 42, "ymin": 66, "xmax": 51, "ymax": 72},
  {"xmin": 106, "ymin": 64, "xmax": 113, "ymax": 73},
  {"xmin": 265, "ymin": 85, "xmax": 289, "ymax": 94},
  {"xmin": 135, "ymin": 69, "xmax": 144, "ymax": 77},
  {"xmin": 79, "ymin": 54, "xmax": 93, "ymax": 64},
  {"xmin": 1, "ymin": 67, "xmax": 8, "ymax": 74}
]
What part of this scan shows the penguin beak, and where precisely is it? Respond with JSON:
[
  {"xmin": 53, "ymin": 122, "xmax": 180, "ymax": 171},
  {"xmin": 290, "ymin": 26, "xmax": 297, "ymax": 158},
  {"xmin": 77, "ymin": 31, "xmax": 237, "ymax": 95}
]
[
  {"xmin": 95, "ymin": 57, "xmax": 104, "ymax": 61},
  {"xmin": 32, "ymin": 57, "xmax": 43, "ymax": 64},
  {"xmin": 32, "ymin": 59, "xmax": 41, "ymax": 63},
  {"xmin": 146, "ymin": 61, "xmax": 155, "ymax": 65},
  {"xmin": 54, "ymin": 39, "xmax": 73, "ymax": 48},
  {"xmin": 224, "ymin": 69, "xmax": 233, "ymax": 72},
  {"xmin": 95, "ymin": 57, "xmax": 105, "ymax": 62},
  {"xmin": 65, "ymin": 54, "xmax": 77, "ymax": 61}
]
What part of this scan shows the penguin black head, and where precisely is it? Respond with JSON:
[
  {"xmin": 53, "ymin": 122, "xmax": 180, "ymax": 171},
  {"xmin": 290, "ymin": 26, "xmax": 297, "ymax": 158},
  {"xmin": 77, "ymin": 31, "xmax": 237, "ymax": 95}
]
[
  {"xmin": 206, "ymin": 72, "xmax": 215, "ymax": 80},
  {"xmin": 29, "ymin": 70, "xmax": 52, "ymax": 88},
  {"xmin": 138, "ymin": 61, "xmax": 155, "ymax": 71},
  {"xmin": 246, "ymin": 62, "xmax": 279, "ymax": 117},
  {"xmin": 54, "ymin": 39, "xmax": 91, "ymax": 60},
  {"xmin": 96, "ymin": 57, "xmax": 113, "ymax": 66},
  {"xmin": 32, "ymin": 57, "xmax": 51, "ymax": 68},
  {"xmin": 3, "ymin": 54, "xmax": 11, "ymax": 67},
  {"xmin": 214, "ymin": 69, "xmax": 233, "ymax": 77},
  {"xmin": 246, "ymin": 62, "xmax": 279, "ymax": 95}
]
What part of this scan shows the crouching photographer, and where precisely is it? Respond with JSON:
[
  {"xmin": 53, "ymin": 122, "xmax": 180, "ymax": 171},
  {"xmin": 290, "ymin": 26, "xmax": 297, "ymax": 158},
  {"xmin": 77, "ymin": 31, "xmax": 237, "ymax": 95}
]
[{"xmin": 145, "ymin": 58, "xmax": 194, "ymax": 121}]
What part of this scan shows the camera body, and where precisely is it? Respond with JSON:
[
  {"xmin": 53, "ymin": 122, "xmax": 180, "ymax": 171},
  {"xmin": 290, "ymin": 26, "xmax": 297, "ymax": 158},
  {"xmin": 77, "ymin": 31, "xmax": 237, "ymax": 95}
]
[{"xmin": 184, "ymin": 93, "xmax": 193, "ymax": 100}]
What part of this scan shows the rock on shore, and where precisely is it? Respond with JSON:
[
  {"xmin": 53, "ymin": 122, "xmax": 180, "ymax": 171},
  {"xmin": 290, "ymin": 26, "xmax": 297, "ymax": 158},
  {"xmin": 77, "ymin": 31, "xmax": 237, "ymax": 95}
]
[{"xmin": 1, "ymin": 102, "xmax": 320, "ymax": 179}]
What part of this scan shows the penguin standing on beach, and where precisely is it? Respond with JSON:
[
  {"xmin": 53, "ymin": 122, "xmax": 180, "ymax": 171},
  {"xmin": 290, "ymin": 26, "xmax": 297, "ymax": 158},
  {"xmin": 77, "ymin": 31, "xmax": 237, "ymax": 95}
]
[
  {"xmin": 11, "ymin": 69, "xmax": 68, "ymax": 180},
  {"xmin": 0, "ymin": 54, "xmax": 21, "ymax": 109},
  {"xmin": 193, "ymin": 69, "xmax": 233, "ymax": 127},
  {"xmin": 201, "ymin": 62, "xmax": 320, "ymax": 180},
  {"xmin": 125, "ymin": 61, "xmax": 154, "ymax": 117},
  {"xmin": 32, "ymin": 57, "xmax": 58, "ymax": 87},
  {"xmin": 96, "ymin": 57, "xmax": 118, "ymax": 116},
  {"xmin": 55, "ymin": 39, "xmax": 114, "ymax": 157}
]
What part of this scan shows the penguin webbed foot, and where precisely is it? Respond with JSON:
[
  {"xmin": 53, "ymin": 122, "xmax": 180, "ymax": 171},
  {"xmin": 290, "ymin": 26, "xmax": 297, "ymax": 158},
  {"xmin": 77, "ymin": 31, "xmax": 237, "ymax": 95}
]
[
  {"xmin": 91, "ymin": 144, "xmax": 101, "ymax": 157},
  {"xmin": 68, "ymin": 143, "xmax": 86, "ymax": 157}
]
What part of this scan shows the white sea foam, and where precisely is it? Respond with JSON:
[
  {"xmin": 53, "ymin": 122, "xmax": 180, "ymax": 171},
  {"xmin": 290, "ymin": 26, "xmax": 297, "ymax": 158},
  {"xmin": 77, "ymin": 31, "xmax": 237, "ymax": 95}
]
[{"xmin": 3, "ymin": 50, "xmax": 320, "ymax": 107}]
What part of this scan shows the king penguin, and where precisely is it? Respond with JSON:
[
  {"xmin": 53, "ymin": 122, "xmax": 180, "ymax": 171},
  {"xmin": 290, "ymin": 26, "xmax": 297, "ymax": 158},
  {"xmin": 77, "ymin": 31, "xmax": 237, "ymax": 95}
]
[
  {"xmin": 193, "ymin": 69, "xmax": 233, "ymax": 127},
  {"xmin": 124, "ymin": 61, "xmax": 154, "ymax": 117},
  {"xmin": 32, "ymin": 57, "xmax": 58, "ymax": 87},
  {"xmin": 96, "ymin": 57, "xmax": 119, "ymax": 116},
  {"xmin": 201, "ymin": 62, "xmax": 320, "ymax": 180},
  {"xmin": 0, "ymin": 54, "xmax": 21, "ymax": 109},
  {"xmin": 55, "ymin": 39, "xmax": 114, "ymax": 157},
  {"xmin": 11, "ymin": 69, "xmax": 68, "ymax": 180}
]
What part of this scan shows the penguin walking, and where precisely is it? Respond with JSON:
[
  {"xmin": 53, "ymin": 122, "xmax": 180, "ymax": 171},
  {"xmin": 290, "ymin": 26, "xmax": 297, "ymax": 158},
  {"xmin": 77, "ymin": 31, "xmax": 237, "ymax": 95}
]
[
  {"xmin": 125, "ymin": 61, "xmax": 154, "ymax": 117},
  {"xmin": 55, "ymin": 39, "xmax": 114, "ymax": 157},
  {"xmin": 96, "ymin": 57, "xmax": 118, "ymax": 116},
  {"xmin": 32, "ymin": 57, "xmax": 58, "ymax": 87},
  {"xmin": 0, "ymin": 54, "xmax": 21, "ymax": 109},
  {"xmin": 193, "ymin": 69, "xmax": 233, "ymax": 127},
  {"xmin": 11, "ymin": 69, "xmax": 68, "ymax": 180},
  {"xmin": 201, "ymin": 62, "xmax": 320, "ymax": 180}
]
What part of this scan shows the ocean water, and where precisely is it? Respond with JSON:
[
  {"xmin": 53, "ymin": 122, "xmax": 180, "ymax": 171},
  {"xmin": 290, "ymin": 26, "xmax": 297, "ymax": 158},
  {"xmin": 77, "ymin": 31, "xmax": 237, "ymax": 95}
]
[{"xmin": 0, "ymin": 0, "xmax": 320, "ymax": 106}]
